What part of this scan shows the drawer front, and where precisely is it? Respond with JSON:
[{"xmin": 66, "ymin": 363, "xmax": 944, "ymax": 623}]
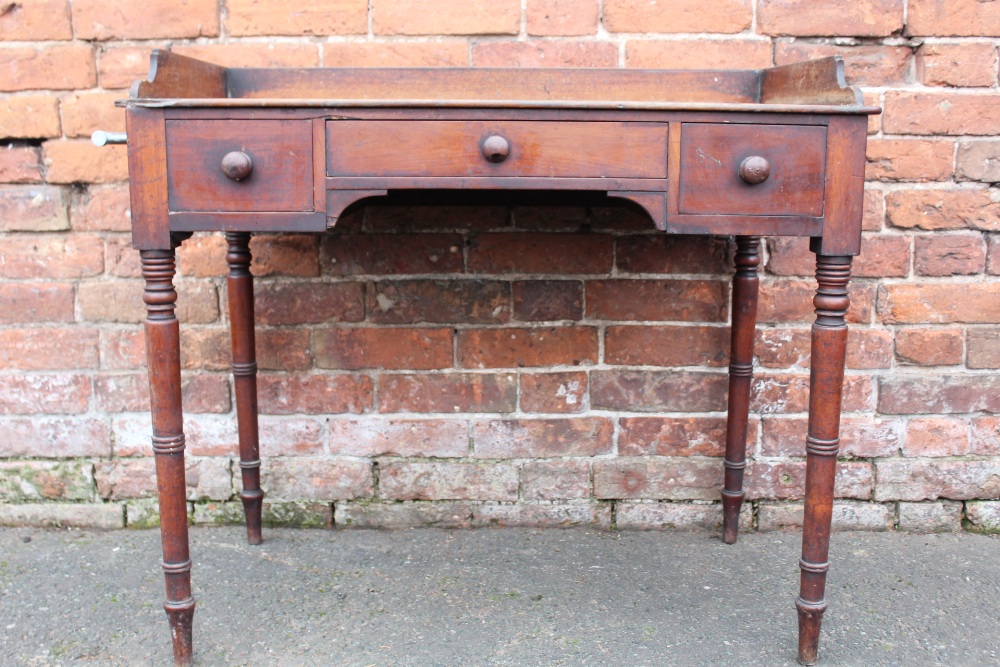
[
  {"xmin": 326, "ymin": 120, "xmax": 668, "ymax": 179},
  {"xmin": 166, "ymin": 120, "xmax": 313, "ymax": 212},
  {"xmin": 678, "ymin": 123, "xmax": 826, "ymax": 217}
]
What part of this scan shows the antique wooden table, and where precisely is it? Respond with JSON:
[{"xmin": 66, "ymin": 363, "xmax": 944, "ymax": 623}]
[{"xmin": 114, "ymin": 50, "xmax": 877, "ymax": 665}]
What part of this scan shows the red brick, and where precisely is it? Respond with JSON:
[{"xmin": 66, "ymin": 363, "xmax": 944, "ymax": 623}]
[
  {"xmin": 329, "ymin": 419, "xmax": 468, "ymax": 457},
  {"xmin": 458, "ymin": 326, "xmax": 597, "ymax": 368},
  {"xmin": 180, "ymin": 327, "xmax": 230, "ymax": 371},
  {"xmin": 250, "ymin": 235, "xmax": 320, "ymax": 277},
  {"xmin": 168, "ymin": 43, "xmax": 321, "ymax": 70},
  {"xmin": 0, "ymin": 95, "xmax": 60, "ymax": 139},
  {"xmin": 0, "ymin": 461, "xmax": 93, "ymax": 500},
  {"xmin": 863, "ymin": 188, "xmax": 883, "ymax": 232},
  {"xmin": 175, "ymin": 234, "xmax": 225, "ymax": 278},
  {"xmin": 364, "ymin": 204, "xmax": 508, "ymax": 232},
  {"xmin": 257, "ymin": 373, "xmax": 373, "ymax": 415},
  {"xmin": 886, "ymin": 189, "xmax": 1000, "ymax": 231},
  {"xmin": 903, "ymin": 417, "xmax": 970, "ymax": 457},
  {"xmin": 0, "ymin": 417, "xmax": 109, "ymax": 457},
  {"xmin": 114, "ymin": 414, "xmax": 319, "ymax": 458},
  {"xmin": 473, "ymin": 41, "xmax": 618, "ymax": 68},
  {"xmin": 519, "ymin": 371, "xmax": 587, "ymax": 413},
  {"xmin": 586, "ymin": 279, "xmax": 727, "ymax": 322},
  {"xmin": 879, "ymin": 283, "xmax": 1000, "ymax": 324},
  {"xmin": 378, "ymin": 372, "xmax": 516, "ymax": 413},
  {"xmin": 0, "ymin": 283, "xmax": 74, "ymax": 324},
  {"xmin": 521, "ymin": 460, "xmax": 591, "ymax": 500},
  {"xmin": 264, "ymin": 457, "xmax": 372, "ymax": 500},
  {"xmin": 759, "ymin": 0, "xmax": 902, "ymax": 36},
  {"xmin": 757, "ymin": 279, "xmax": 874, "ymax": 324},
  {"xmin": 473, "ymin": 417, "xmax": 613, "ymax": 458},
  {"xmin": 43, "ymin": 140, "xmax": 128, "ymax": 184},
  {"xmin": 0, "ymin": 185, "xmax": 69, "ymax": 232},
  {"xmin": 627, "ymin": 39, "xmax": 771, "ymax": 70},
  {"xmin": 774, "ymin": 43, "xmax": 910, "ymax": 86},
  {"xmin": 229, "ymin": 1, "xmax": 364, "ymax": 35},
  {"xmin": 874, "ymin": 459, "xmax": 1000, "ymax": 501},
  {"xmin": 256, "ymin": 282, "xmax": 364, "ymax": 326},
  {"xmin": 865, "ymin": 139, "xmax": 955, "ymax": 182},
  {"xmin": 96, "ymin": 457, "xmax": 230, "ymax": 500},
  {"xmin": 79, "ymin": 281, "xmax": 219, "ymax": 325},
  {"xmin": 324, "ymin": 42, "xmax": 469, "ymax": 67},
  {"xmin": 846, "ymin": 329, "xmax": 894, "ymax": 369},
  {"xmin": 884, "ymin": 92, "xmax": 1000, "ymax": 136},
  {"xmin": 0, "ymin": 145, "xmax": 42, "ymax": 183},
  {"xmin": 0, "ymin": 0, "xmax": 73, "ymax": 40},
  {"xmin": 512, "ymin": 281, "xmax": 583, "ymax": 322},
  {"xmin": 323, "ymin": 233, "xmax": 464, "ymax": 275},
  {"xmin": 97, "ymin": 46, "xmax": 161, "ymax": 90},
  {"xmin": 618, "ymin": 501, "xmax": 751, "ymax": 531},
  {"xmin": 336, "ymin": 501, "xmax": 473, "ymax": 528},
  {"xmin": 590, "ymin": 205, "xmax": 658, "ymax": 232},
  {"xmin": 72, "ymin": 0, "xmax": 220, "ymax": 39},
  {"xmin": 972, "ymin": 416, "xmax": 1000, "ymax": 455},
  {"xmin": 370, "ymin": 279, "xmax": 509, "ymax": 324},
  {"xmin": 316, "ymin": 327, "xmax": 452, "ymax": 370},
  {"xmin": 0, "ymin": 45, "xmax": 95, "ymax": 91},
  {"xmin": 879, "ymin": 375, "xmax": 1000, "ymax": 414},
  {"xmin": 760, "ymin": 416, "xmax": 901, "ymax": 458},
  {"xmin": 865, "ymin": 91, "xmax": 881, "ymax": 137},
  {"xmin": 615, "ymin": 235, "xmax": 729, "ymax": 275},
  {"xmin": 375, "ymin": 0, "xmax": 520, "ymax": 35},
  {"xmin": 100, "ymin": 329, "xmax": 145, "ymax": 370},
  {"xmin": 591, "ymin": 370, "xmax": 727, "ymax": 412},
  {"xmin": 908, "ymin": 0, "xmax": 1000, "ymax": 37},
  {"xmin": 93, "ymin": 372, "xmax": 230, "ymax": 414},
  {"xmin": 956, "ymin": 140, "xmax": 1000, "ymax": 183},
  {"xmin": 605, "ymin": 325, "xmax": 730, "ymax": 367},
  {"xmin": 756, "ymin": 327, "xmax": 811, "ymax": 369},
  {"xmin": 968, "ymin": 328, "xmax": 1000, "ymax": 368},
  {"xmin": 603, "ymin": 0, "xmax": 750, "ymax": 33},
  {"xmin": 752, "ymin": 374, "xmax": 874, "ymax": 414},
  {"xmin": 59, "ymin": 92, "xmax": 126, "ymax": 139},
  {"xmin": 619, "ymin": 417, "xmax": 732, "ymax": 457},
  {"xmin": 914, "ymin": 233, "xmax": 987, "ymax": 276},
  {"xmin": 472, "ymin": 503, "xmax": 610, "ymax": 528},
  {"xmin": 746, "ymin": 461, "xmax": 873, "ymax": 500},
  {"xmin": 70, "ymin": 184, "xmax": 131, "ymax": 232},
  {"xmin": 895, "ymin": 327, "xmax": 963, "ymax": 365},
  {"xmin": 767, "ymin": 235, "xmax": 910, "ymax": 279},
  {"xmin": 511, "ymin": 206, "xmax": 588, "ymax": 231},
  {"xmin": 527, "ymin": 0, "xmax": 598, "ymax": 36},
  {"xmin": 0, "ymin": 373, "xmax": 89, "ymax": 415},
  {"xmin": 917, "ymin": 43, "xmax": 998, "ymax": 87},
  {"xmin": 468, "ymin": 233, "xmax": 612, "ymax": 274},
  {"xmin": 0, "ymin": 234, "xmax": 101, "ymax": 279},
  {"xmin": 593, "ymin": 458, "xmax": 721, "ymax": 501},
  {"xmin": 256, "ymin": 329, "xmax": 313, "ymax": 371},
  {"xmin": 990, "ymin": 236, "xmax": 1000, "ymax": 275},
  {"xmin": 0, "ymin": 328, "xmax": 99, "ymax": 370},
  {"xmin": 379, "ymin": 461, "xmax": 518, "ymax": 501},
  {"xmin": 104, "ymin": 236, "xmax": 141, "ymax": 278}
]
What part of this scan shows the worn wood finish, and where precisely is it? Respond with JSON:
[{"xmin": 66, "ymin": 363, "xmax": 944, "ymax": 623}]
[
  {"xmin": 141, "ymin": 247, "xmax": 195, "ymax": 666},
  {"xmin": 797, "ymin": 253, "xmax": 853, "ymax": 665},
  {"xmin": 131, "ymin": 49, "xmax": 226, "ymax": 100},
  {"xmin": 226, "ymin": 233, "xmax": 264, "ymax": 545},
  {"xmin": 760, "ymin": 57, "xmax": 861, "ymax": 107},
  {"xmin": 722, "ymin": 236, "xmax": 760, "ymax": 544}
]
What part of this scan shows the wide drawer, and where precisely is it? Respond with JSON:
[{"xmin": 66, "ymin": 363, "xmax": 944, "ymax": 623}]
[
  {"xmin": 165, "ymin": 120, "xmax": 313, "ymax": 213},
  {"xmin": 326, "ymin": 120, "xmax": 668, "ymax": 179},
  {"xmin": 678, "ymin": 123, "xmax": 826, "ymax": 217}
]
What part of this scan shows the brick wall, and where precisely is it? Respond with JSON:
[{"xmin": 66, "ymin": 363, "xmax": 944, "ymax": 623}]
[{"xmin": 1, "ymin": 0, "xmax": 998, "ymax": 533}]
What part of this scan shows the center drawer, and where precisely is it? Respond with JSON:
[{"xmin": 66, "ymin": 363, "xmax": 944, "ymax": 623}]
[{"xmin": 326, "ymin": 120, "xmax": 668, "ymax": 179}]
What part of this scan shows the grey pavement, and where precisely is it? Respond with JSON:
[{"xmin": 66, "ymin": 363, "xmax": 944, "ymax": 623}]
[{"xmin": 1, "ymin": 526, "xmax": 998, "ymax": 666}]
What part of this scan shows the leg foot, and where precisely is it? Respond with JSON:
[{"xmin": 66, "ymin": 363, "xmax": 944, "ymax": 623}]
[
  {"xmin": 165, "ymin": 599, "xmax": 195, "ymax": 666},
  {"xmin": 796, "ymin": 598, "xmax": 826, "ymax": 665}
]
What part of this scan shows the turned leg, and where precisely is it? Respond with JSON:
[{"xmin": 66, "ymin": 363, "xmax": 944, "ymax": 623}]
[
  {"xmin": 226, "ymin": 232, "xmax": 264, "ymax": 545},
  {"xmin": 142, "ymin": 248, "xmax": 195, "ymax": 667},
  {"xmin": 796, "ymin": 254, "xmax": 852, "ymax": 665},
  {"xmin": 722, "ymin": 235, "xmax": 760, "ymax": 544}
]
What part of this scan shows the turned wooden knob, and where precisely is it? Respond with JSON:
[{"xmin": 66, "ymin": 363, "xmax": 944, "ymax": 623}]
[
  {"xmin": 221, "ymin": 151, "xmax": 253, "ymax": 181},
  {"xmin": 481, "ymin": 135, "xmax": 510, "ymax": 163},
  {"xmin": 739, "ymin": 155, "xmax": 771, "ymax": 185}
]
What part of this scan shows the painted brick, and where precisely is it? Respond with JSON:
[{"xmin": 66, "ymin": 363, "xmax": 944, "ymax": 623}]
[
  {"xmin": 521, "ymin": 460, "xmax": 592, "ymax": 500},
  {"xmin": 96, "ymin": 457, "xmax": 231, "ymax": 501},
  {"xmin": 0, "ymin": 373, "xmax": 90, "ymax": 415},
  {"xmin": 194, "ymin": 500, "xmax": 332, "ymax": 528},
  {"xmin": 256, "ymin": 282, "xmax": 364, "ymax": 326},
  {"xmin": 378, "ymin": 372, "xmax": 516, "ymax": 413},
  {"xmin": 586, "ymin": 279, "xmax": 727, "ymax": 322},
  {"xmin": 627, "ymin": 39, "xmax": 771, "ymax": 70},
  {"xmin": 323, "ymin": 233, "xmax": 464, "ymax": 275},
  {"xmin": 263, "ymin": 457, "xmax": 372, "ymax": 500},
  {"xmin": 370, "ymin": 279, "xmax": 510, "ymax": 324},
  {"xmin": 956, "ymin": 140, "xmax": 1000, "ymax": 183},
  {"xmin": 379, "ymin": 461, "xmax": 518, "ymax": 501},
  {"xmin": 0, "ymin": 283, "xmax": 74, "ymax": 323},
  {"xmin": 458, "ymin": 326, "xmax": 597, "ymax": 368},
  {"xmin": 908, "ymin": 0, "xmax": 1000, "ymax": 37},
  {"xmin": 527, "ymin": 0, "xmax": 599, "ymax": 36},
  {"xmin": 774, "ymin": 43, "xmax": 911, "ymax": 86},
  {"xmin": 0, "ymin": 461, "xmax": 92, "ymax": 501},
  {"xmin": 875, "ymin": 459, "xmax": 1000, "ymax": 501},
  {"xmin": 895, "ymin": 327, "xmax": 964, "ymax": 365},
  {"xmin": 0, "ymin": 416, "xmax": 109, "ymax": 457},
  {"xmin": 472, "ymin": 503, "xmax": 610, "ymax": 528},
  {"xmin": 903, "ymin": 417, "xmax": 971, "ymax": 457},
  {"xmin": 0, "ymin": 45, "xmax": 95, "ymax": 91},
  {"xmin": 315, "ymin": 327, "xmax": 453, "ymax": 370},
  {"xmin": 757, "ymin": 501, "xmax": 892, "ymax": 532},
  {"xmin": 968, "ymin": 328, "xmax": 1000, "ymax": 369},
  {"xmin": 519, "ymin": 371, "xmax": 587, "ymax": 413},
  {"xmin": 914, "ymin": 233, "xmax": 986, "ymax": 276},
  {"xmin": 878, "ymin": 283, "xmax": 1000, "ymax": 324},
  {"xmin": 591, "ymin": 370, "xmax": 728, "ymax": 412},
  {"xmin": 329, "ymin": 419, "xmax": 468, "ymax": 457},
  {"xmin": 745, "ymin": 461, "xmax": 873, "ymax": 501},
  {"xmin": 72, "ymin": 0, "xmax": 220, "ymax": 39},
  {"xmin": 884, "ymin": 92, "xmax": 1000, "ymax": 136},
  {"xmin": 760, "ymin": 416, "xmax": 902, "ymax": 459},
  {"xmin": 0, "ymin": 328, "xmax": 99, "ymax": 370},
  {"xmin": 593, "ymin": 458, "xmax": 721, "ymax": 501},
  {"xmin": 374, "ymin": 0, "xmax": 520, "ymax": 35},
  {"xmin": 605, "ymin": 325, "xmax": 730, "ymax": 367},
  {"xmin": 225, "ymin": 0, "xmax": 366, "ymax": 36},
  {"xmin": 473, "ymin": 417, "xmax": 613, "ymax": 458},
  {"xmin": 758, "ymin": 0, "xmax": 902, "ymax": 36},
  {"xmin": 0, "ymin": 95, "xmax": 61, "ymax": 138},
  {"xmin": 615, "ymin": 235, "xmax": 730, "ymax": 275},
  {"xmin": 878, "ymin": 375, "xmax": 1000, "ymax": 414},
  {"xmin": 257, "ymin": 373, "xmax": 373, "ymax": 415},
  {"xmin": 618, "ymin": 417, "xmax": 730, "ymax": 457},
  {"xmin": 603, "ymin": 0, "xmax": 751, "ymax": 33},
  {"xmin": 0, "ymin": 503, "xmax": 123, "ymax": 530},
  {"xmin": 616, "ymin": 502, "xmax": 751, "ymax": 531},
  {"xmin": 336, "ymin": 501, "xmax": 474, "ymax": 528},
  {"xmin": 512, "ymin": 281, "xmax": 583, "ymax": 322},
  {"xmin": 468, "ymin": 233, "xmax": 612, "ymax": 274},
  {"xmin": 473, "ymin": 42, "xmax": 618, "ymax": 68},
  {"xmin": 917, "ymin": 43, "xmax": 998, "ymax": 87},
  {"xmin": 865, "ymin": 139, "xmax": 955, "ymax": 182},
  {"xmin": 965, "ymin": 501, "xmax": 1000, "ymax": 533}
]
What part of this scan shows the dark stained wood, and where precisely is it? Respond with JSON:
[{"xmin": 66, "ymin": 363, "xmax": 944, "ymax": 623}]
[
  {"xmin": 678, "ymin": 123, "xmax": 827, "ymax": 217},
  {"xmin": 797, "ymin": 253, "xmax": 853, "ymax": 666},
  {"xmin": 326, "ymin": 120, "xmax": 668, "ymax": 179},
  {"xmin": 226, "ymin": 233, "xmax": 264, "ymax": 546},
  {"xmin": 166, "ymin": 119, "xmax": 313, "ymax": 213},
  {"xmin": 760, "ymin": 56, "xmax": 861, "ymax": 107},
  {"xmin": 141, "ymin": 247, "xmax": 195, "ymax": 666},
  {"xmin": 126, "ymin": 109, "xmax": 170, "ymax": 250},
  {"xmin": 722, "ymin": 236, "xmax": 760, "ymax": 544},
  {"xmin": 131, "ymin": 49, "xmax": 226, "ymax": 100},
  {"xmin": 816, "ymin": 115, "xmax": 869, "ymax": 255}
]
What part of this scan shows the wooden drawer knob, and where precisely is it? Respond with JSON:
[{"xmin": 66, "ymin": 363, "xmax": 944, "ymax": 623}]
[
  {"xmin": 221, "ymin": 151, "xmax": 254, "ymax": 181},
  {"xmin": 481, "ymin": 135, "xmax": 510, "ymax": 163},
  {"xmin": 739, "ymin": 155, "xmax": 771, "ymax": 185}
]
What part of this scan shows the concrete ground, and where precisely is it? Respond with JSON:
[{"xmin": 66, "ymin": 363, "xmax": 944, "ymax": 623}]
[{"xmin": 0, "ymin": 526, "xmax": 998, "ymax": 667}]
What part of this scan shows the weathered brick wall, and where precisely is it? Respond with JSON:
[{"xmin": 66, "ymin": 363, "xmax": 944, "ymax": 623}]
[{"xmin": 1, "ymin": 0, "xmax": 998, "ymax": 533}]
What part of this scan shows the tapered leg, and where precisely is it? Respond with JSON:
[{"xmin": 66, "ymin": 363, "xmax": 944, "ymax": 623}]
[
  {"xmin": 722, "ymin": 235, "xmax": 760, "ymax": 544},
  {"xmin": 796, "ymin": 253, "xmax": 852, "ymax": 666},
  {"xmin": 141, "ymin": 248, "xmax": 195, "ymax": 667},
  {"xmin": 226, "ymin": 232, "xmax": 264, "ymax": 545}
]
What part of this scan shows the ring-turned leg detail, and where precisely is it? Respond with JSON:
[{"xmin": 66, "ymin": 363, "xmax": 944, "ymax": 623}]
[
  {"xmin": 722, "ymin": 235, "xmax": 761, "ymax": 544},
  {"xmin": 796, "ymin": 253, "xmax": 852, "ymax": 666},
  {"xmin": 142, "ymin": 248, "xmax": 195, "ymax": 667},
  {"xmin": 226, "ymin": 232, "xmax": 264, "ymax": 545}
]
